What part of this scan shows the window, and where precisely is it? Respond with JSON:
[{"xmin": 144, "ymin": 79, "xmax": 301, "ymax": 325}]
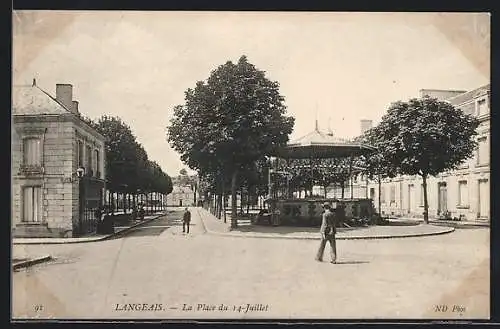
[
  {"xmin": 86, "ymin": 145, "xmax": 92, "ymax": 175},
  {"xmin": 477, "ymin": 99, "xmax": 488, "ymax": 116},
  {"xmin": 477, "ymin": 137, "xmax": 488, "ymax": 165},
  {"xmin": 23, "ymin": 138, "xmax": 41, "ymax": 166},
  {"xmin": 380, "ymin": 186, "xmax": 386, "ymax": 204},
  {"xmin": 458, "ymin": 180, "xmax": 469, "ymax": 206},
  {"xmin": 77, "ymin": 140, "xmax": 84, "ymax": 167},
  {"xmin": 23, "ymin": 186, "xmax": 42, "ymax": 222},
  {"xmin": 390, "ymin": 186, "xmax": 396, "ymax": 204}
]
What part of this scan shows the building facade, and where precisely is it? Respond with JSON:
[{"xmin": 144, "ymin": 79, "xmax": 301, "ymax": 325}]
[
  {"xmin": 368, "ymin": 84, "xmax": 490, "ymax": 222},
  {"xmin": 12, "ymin": 80, "xmax": 106, "ymax": 237},
  {"xmin": 166, "ymin": 185, "xmax": 195, "ymax": 207}
]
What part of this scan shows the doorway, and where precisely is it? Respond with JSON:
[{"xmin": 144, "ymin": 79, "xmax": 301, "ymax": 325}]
[
  {"xmin": 408, "ymin": 184, "xmax": 416, "ymax": 214},
  {"xmin": 437, "ymin": 182, "xmax": 447, "ymax": 215},
  {"xmin": 478, "ymin": 179, "xmax": 489, "ymax": 219},
  {"xmin": 369, "ymin": 188, "xmax": 375, "ymax": 200}
]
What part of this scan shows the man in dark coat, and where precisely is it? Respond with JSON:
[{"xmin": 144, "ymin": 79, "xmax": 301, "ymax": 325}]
[
  {"xmin": 183, "ymin": 207, "xmax": 191, "ymax": 234},
  {"xmin": 315, "ymin": 202, "xmax": 337, "ymax": 263}
]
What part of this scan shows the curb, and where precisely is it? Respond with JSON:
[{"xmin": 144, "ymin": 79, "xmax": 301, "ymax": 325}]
[
  {"xmin": 195, "ymin": 208, "xmax": 209, "ymax": 234},
  {"xmin": 12, "ymin": 213, "xmax": 166, "ymax": 245},
  {"xmin": 13, "ymin": 255, "xmax": 52, "ymax": 271},
  {"xmin": 197, "ymin": 209, "xmax": 456, "ymax": 241}
]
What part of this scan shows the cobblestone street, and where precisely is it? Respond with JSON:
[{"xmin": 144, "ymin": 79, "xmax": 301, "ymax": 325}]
[{"xmin": 12, "ymin": 208, "xmax": 489, "ymax": 320}]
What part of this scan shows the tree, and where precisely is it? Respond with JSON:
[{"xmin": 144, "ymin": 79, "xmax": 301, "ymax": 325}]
[
  {"xmin": 167, "ymin": 55, "xmax": 295, "ymax": 227},
  {"xmin": 92, "ymin": 115, "xmax": 173, "ymax": 214},
  {"xmin": 373, "ymin": 97, "xmax": 479, "ymax": 223}
]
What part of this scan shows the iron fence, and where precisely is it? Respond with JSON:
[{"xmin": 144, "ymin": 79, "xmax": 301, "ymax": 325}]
[{"xmin": 79, "ymin": 206, "xmax": 99, "ymax": 236}]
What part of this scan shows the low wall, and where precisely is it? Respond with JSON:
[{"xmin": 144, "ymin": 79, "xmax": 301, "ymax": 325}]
[{"xmin": 272, "ymin": 198, "xmax": 374, "ymax": 226}]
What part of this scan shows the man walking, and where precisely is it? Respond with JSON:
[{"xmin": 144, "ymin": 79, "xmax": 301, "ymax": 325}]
[
  {"xmin": 182, "ymin": 207, "xmax": 191, "ymax": 234},
  {"xmin": 316, "ymin": 202, "xmax": 337, "ymax": 263}
]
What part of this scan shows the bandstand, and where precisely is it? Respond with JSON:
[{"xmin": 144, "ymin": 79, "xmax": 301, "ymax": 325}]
[{"xmin": 262, "ymin": 123, "xmax": 376, "ymax": 226}]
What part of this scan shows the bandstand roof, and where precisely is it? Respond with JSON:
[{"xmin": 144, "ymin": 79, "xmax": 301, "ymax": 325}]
[{"xmin": 272, "ymin": 127, "xmax": 376, "ymax": 159}]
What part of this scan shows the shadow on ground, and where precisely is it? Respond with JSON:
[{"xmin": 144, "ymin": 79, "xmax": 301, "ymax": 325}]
[
  {"xmin": 333, "ymin": 260, "xmax": 370, "ymax": 265},
  {"xmin": 228, "ymin": 225, "xmax": 362, "ymax": 235}
]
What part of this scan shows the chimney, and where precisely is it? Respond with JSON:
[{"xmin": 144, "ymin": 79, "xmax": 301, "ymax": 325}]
[
  {"xmin": 360, "ymin": 119, "xmax": 373, "ymax": 135},
  {"xmin": 56, "ymin": 84, "xmax": 73, "ymax": 111},
  {"xmin": 72, "ymin": 100, "xmax": 79, "ymax": 114}
]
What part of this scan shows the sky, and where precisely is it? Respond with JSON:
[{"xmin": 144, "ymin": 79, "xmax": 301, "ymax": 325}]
[{"xmin": 12, "ymin": 11, "xmax": 490, "ymax": 177}]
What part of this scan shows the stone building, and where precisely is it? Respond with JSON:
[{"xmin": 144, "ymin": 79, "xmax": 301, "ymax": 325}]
[
  {"xmin": 367, "ymin": 84, "xmax": 490, "ymax": 222},
  {"xmin": 166, "ymin": 185, "xmax": 195, "ymax": 207},
  {"xmin": 12, "ymin": 80, "xmax": 106, "ymax": 237}
]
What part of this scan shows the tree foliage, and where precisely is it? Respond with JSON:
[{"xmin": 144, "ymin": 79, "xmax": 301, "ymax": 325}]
[
  {"xmin": 88, "ymin": 115, "xmax": 173, "ymax": 196},
  {"xmin": 367, "ymin": 96, "xmax": 479, "ymax": 223},
  {"xmin": 167, "ymin": 55, "xmax": 295, "ymax": 226}
]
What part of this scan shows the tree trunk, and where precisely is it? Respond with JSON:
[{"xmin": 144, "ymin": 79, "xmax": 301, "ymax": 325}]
[
  {"xmin": 341, "ymin": 182, "xmax": 345, "ymax": 199},
  {"xmin": 422, "ymin": 174, "xmax": 429, "ymax": 224},
  {"xmin": 378, "ymin": 175, "xmax": 382, "ymax": 216},
  {"xmin": 324, "ymin": 185, "xmax": 327, "ymax": 198},
  {"xmin": 231, "ymin": 169, "xmax": 238, "ymax": 228},
  {"xmin": 239, "ymin": 188, "xmax": 244, "ymax": 214},
  {"xmin": 214, "ymin": 194, "xmax": 220, "ymax": 219},
  {"xmin": 217, "ymin": 194, "xmax": 222, "ymax": 219},
  {"xmin": 350, "ymin": 176, "xmax": 354, "ymax": 199},
  {"xmin": 193, "ymin": 184, "xmax": 197, "ymax": 206},
  {"xmin": 223, "ymin": 194, "xmax": 227, "ymax": 223}
]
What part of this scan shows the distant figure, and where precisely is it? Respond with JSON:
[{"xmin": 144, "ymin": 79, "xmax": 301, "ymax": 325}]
[
  {"xmin": 138, "ymin": 204, "xmax": 145, "ymax": 221},
  {"xmin": 315, "ymin": 202, "xmax": 337, "ymax": 264},
  {"xmin": 183, "ymin": 207, "xmax": 191, "ymax": 234}
]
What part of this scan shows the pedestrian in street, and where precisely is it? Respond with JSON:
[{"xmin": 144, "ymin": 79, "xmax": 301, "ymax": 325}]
[
  {"xmin": 183, "ymin": 207, "xmax": 191, "ymax": 234},
  {"xmin": 315, "ymin": 202, "xmax": 337, "ymax": 264}
]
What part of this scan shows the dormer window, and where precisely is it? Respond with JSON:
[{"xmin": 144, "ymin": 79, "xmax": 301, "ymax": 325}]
[{"xmin": 477, "ymin": 99, "xmax": 488, "ymax": 117}]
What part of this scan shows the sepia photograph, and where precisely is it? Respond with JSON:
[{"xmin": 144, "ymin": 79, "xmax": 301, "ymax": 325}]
[{"xmin": 11, "ymin": 11, "xmax": 490, "ymax": 320}]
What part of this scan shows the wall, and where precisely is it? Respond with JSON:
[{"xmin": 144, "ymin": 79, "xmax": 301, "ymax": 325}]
[
  {"xmin": 12, "ymin": 117, "xmax": 75, "ymax": 236},
  {"xmin": 12, "ymin": 115, "xmax": 106, "ymax": 237}
]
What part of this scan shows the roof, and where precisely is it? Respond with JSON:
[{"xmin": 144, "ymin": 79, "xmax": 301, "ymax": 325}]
[
  {"xmin": 12, "ymin": 83, "xmax": 107, "ymax": 141},
  {"xmin": 446, "ymin": 84, "xmax": 490, "ymax": 106},
  {"xmin": 289, "ymin": 129, "xmax": 352, "ymax": 147},
  {"xmin": 273, "ymin": 128, "xmax": 376, "ymax": 159},
  {"xmin": 12, "ymin": 84, "xmax": 73, "ymax": 116}
]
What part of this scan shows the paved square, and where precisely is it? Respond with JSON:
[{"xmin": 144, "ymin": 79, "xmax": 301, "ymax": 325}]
[{"xmin": 12, "ymin": 209, "xmax": 489, "ymax": 320}]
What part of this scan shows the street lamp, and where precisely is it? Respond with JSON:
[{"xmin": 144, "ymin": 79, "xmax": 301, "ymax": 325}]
[
  {"xmin": 76, "ymin": 166, "xmax": 85, "ymax": 236},
  {"xmin": 76, "ymin": 167, "xmax": 85, "ymax": 178}
]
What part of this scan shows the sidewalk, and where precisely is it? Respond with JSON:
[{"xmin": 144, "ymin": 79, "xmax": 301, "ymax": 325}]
[
  {"xmin": 194, "ymin": 207, "xmax": 456, "ymax": 240},
  {"xmin": 12, "ymin": 211, "xmax": 167, "ymax": 245},
  {"xmin": 387, "ymin": 217, "xmax": 490, "ymax": 228}
]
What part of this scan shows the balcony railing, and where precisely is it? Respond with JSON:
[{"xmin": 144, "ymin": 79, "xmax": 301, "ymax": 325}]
[{"xmin": 19, "ymin": 165, "xmax": 44, "ymax": 175}]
